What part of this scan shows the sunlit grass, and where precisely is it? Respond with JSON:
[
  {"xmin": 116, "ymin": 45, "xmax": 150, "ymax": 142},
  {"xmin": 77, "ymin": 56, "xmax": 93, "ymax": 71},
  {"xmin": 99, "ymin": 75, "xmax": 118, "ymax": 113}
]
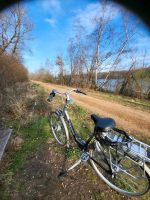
[{"xmin": 1, "ymin": 82, "xmax": 150, "ymax": 200}]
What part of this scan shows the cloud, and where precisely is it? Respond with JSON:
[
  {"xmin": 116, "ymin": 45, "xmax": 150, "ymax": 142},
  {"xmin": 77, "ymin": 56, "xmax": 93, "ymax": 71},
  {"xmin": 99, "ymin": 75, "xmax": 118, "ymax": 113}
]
[
  {"xmin": 73, "ymin": 2, "xmax": 120, "ymax": 32},
  {"xmin": 41, "ymin": 0, "xmax": 62, "ymax": 25},
  {"xmin": 41, "ymin": 0, "xmax": 61, "ymax": 13},
  {"xmin": 45, "ymin": 18, "xmax": 56, "ymax": 26}
]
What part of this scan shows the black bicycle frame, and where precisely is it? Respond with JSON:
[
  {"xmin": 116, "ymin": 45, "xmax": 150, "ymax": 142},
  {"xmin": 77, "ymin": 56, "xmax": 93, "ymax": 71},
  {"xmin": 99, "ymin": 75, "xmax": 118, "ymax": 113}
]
[
  {"xmin": 60, "ymin": 107, "xmax": 95, "ymax": 151},
  {"xmin": 57, "ymin": 105, "xmax": 113, "ymax": 174}
]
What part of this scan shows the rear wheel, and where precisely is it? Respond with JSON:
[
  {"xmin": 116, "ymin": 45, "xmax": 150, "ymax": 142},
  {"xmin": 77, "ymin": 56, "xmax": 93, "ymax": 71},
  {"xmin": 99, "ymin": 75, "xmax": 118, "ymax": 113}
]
[
  {"xmin": 90, "ymin": 141, "xmax": 150, "ymax": 196},
  {"xmin": 49, "ymin": 112, "xmax": 69, "ymax": 146}
]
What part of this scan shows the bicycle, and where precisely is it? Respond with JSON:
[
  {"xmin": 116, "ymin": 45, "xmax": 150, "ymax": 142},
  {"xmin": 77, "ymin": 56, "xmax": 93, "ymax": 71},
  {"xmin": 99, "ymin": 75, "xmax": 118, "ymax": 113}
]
[{"xmin": 47, "ymin": 88, "xmax": 150, "ymax": 196}]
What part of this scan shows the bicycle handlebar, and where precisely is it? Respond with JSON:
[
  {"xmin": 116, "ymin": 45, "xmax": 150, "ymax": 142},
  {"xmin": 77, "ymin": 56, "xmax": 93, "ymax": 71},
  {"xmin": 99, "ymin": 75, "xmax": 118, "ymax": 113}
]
[
  {"xmin": 75, "ymin": 88, "xmax": 87, "ymax": 95},
  {"xmin": 47, "ymin": 88, "xmax": 86, "ymax": 102},
  {"xmin": 47, "ymin": 89, "xmax": 57, "ymax": 102}
]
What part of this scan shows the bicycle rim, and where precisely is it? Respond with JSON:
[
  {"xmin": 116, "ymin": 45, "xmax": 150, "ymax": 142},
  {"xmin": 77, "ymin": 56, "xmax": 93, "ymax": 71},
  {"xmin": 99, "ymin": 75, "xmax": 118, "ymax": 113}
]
[
  {"xmin": 49, "ymin": 112, "xmax": 69, "ymax": 145},
  {"xmin": 90, "ymin": 141, "xmax": 150, "ymax": 196}
]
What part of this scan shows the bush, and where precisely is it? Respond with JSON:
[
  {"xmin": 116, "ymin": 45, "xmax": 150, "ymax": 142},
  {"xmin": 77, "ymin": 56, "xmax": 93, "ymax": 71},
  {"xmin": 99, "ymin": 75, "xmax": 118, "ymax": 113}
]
[
  {"xmin": 0, "ymin": 53, "xmax": 28, "ymax": 92},
  {"xmin": 0, "ymin": 53, "xmax": 28, "ymax": 127}
]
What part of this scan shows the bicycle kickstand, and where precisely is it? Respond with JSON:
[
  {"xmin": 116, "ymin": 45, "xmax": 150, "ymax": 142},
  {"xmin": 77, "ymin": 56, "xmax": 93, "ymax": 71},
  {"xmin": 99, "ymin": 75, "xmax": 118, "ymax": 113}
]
[{"xmin": 58, "ymin": 152, "xmax": 89, "ymax": 178}]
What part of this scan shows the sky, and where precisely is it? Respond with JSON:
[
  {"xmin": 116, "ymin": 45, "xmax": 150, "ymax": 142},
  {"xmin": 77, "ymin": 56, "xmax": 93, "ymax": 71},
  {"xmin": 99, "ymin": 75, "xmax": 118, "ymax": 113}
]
[{"xmin": 20, "ymin": 0, "xmax": 150, "ymax": 73}]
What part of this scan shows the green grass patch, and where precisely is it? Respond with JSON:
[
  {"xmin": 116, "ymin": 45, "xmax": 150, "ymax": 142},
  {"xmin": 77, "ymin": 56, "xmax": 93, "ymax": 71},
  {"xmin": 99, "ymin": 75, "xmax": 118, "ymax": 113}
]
[
  {"xmin": 9, "ymin": 117, "xmax": 50, "ymax": 173},
  {"xmin": 68, "ymin": 104, "xmax": 94, "ymax": 140},
  {"xmin": 1, "ymin": 116, "xmax": 51, "ymax": 199},
  {"xmin": 65, "ymin": 147, "xmax": 80, "ymax": 160}
]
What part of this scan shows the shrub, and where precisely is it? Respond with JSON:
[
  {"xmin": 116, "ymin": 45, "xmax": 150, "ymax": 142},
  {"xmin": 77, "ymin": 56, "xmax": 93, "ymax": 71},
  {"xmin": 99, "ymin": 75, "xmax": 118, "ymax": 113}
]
[{"xmin": 0, "ymin": 54, "xmax": 28, "ymax": 92}]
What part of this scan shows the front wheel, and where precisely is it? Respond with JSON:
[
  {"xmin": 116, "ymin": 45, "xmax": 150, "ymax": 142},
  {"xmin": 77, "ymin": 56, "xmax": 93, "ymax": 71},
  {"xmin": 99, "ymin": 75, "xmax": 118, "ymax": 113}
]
[
  {"xmin": 90, "ymin": 141, "xmax": 150, "ymax": 196},
  {"xmin": 49, "ymin": 112, "xmax": 69, "ymax": 146}
]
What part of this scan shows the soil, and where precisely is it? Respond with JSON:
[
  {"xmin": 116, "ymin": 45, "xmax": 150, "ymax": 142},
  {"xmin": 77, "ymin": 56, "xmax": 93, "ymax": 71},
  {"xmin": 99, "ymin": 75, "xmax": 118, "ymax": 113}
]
[
  {"xmin": 34, "ymin": 81, "xmax": 150, "ymax": 140},
  {"xmin": 9, "ymin": 139, "xmax": 141, "ymax": 200}
]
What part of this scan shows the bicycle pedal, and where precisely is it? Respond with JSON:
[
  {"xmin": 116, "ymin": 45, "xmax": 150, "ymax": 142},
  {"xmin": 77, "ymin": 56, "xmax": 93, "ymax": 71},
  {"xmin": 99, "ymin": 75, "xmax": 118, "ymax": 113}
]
[
  {"xmin": 112, "ymin": 174, "xmax": 116, "ymax": 179},
  {"xmin": 80, "ymin": 152, "xmax": 89, "ymax": 162}
]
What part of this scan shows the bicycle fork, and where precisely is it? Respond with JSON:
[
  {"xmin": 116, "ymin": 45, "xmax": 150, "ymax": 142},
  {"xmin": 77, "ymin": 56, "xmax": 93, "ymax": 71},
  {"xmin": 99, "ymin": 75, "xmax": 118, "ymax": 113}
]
[{"xmin": 58, "ymin": 152, "xmax": 90, "ymax": 178}]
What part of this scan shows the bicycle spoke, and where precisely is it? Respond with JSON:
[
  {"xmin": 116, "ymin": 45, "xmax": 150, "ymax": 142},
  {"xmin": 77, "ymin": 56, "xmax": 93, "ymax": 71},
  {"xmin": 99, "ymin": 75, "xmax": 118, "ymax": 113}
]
[
  {"xmin": 115, "ymin": 176, "xmax": 137, "ymax": 192},
  {"xmin": 90, "ymin": 141, "xmax": 150, "ymax": 196},
  {"xmin": 49, "ymin": 112, "xmax": 68, "ymax": 145}
]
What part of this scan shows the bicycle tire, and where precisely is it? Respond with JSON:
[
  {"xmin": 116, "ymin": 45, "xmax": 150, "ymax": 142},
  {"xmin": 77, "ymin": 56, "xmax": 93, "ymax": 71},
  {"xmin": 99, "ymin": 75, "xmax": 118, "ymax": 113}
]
[
  {"xmin": 90, "ymin": 141, "xmax": 150, "ymax": 196},
  {"xmin": 49, "ymin": 112, "xmax": 69, "ymax": 146}
]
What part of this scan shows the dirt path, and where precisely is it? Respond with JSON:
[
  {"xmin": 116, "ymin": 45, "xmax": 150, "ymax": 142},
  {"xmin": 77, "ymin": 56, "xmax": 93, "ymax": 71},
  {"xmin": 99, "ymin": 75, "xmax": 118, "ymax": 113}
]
[{"xmin": 34, "ymin": 81, "xmax": 150, "ymax": 139}]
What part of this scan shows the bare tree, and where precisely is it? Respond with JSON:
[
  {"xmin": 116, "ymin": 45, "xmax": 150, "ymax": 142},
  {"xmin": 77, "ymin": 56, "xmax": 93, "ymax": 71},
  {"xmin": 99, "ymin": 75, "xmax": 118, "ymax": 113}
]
[
  {"xmin": 67, "ymin": 20, "xmax": 88, "ymax": 87},
  {"xmin": 67, "ymin": 38, "xmax": 77, "ymax": 85},
  {"xmin": 0, "ymin": 3, "xmax": 33, "ymax": 57},
  {"xmin": 67, "ymin": 0, "xmax": 118, "ymax": 88},
  {"xmin": 55, "ymin": 55, "xmax": 65, "ymax": 85},
  {"xmin": 67, "ymin": 0, "xmax": 146, "ymax": 97},
  {"xmin": 100, "ymin": 13, "xmax": 138, "ymax": 88}
]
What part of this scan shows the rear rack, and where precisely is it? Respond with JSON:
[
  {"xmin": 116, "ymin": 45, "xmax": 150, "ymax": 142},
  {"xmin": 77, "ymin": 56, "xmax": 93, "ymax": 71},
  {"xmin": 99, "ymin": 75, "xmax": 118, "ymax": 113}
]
[
  {"xmin": 106, "ymin": 130, "xmax": 150, "ymax": 163},
  {"xmin": 124, "ymin": 138, "xmax": 150, "ymax": 163}
]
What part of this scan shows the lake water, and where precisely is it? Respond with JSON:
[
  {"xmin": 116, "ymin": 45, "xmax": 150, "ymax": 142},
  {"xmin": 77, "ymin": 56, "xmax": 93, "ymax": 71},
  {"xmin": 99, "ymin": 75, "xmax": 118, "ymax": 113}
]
[
  {"xmin": 97, "ymin": 79, "xmax": 150, "ymax": 94},
  {"xmin": 97, "ymin": 79, "xmax": 123, "ymax": 92}
]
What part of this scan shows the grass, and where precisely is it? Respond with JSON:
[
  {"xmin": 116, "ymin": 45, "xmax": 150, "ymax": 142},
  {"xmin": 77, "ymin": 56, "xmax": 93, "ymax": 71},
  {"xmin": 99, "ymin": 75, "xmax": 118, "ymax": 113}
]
[
  {"xmin": 0, "ymin": 118, "xmax": 50, "ymax": 199},
  {"xmin": 1, "ymin": 82, "xmax": 150, "ymax": 200},
  {"xmin": 68, "ymin": 104, "xmax": 94, "ymax": 140},
  {"xmin": 9, "ymin": 117, "xmax": 50, "ymax": 173},
  {"xmin": 65, "ymin": 147, "xmax": 80, "ymax": 160},
  {"xmin": 0, "ymin": 82, "xmax": 51, "ymax": 198}
]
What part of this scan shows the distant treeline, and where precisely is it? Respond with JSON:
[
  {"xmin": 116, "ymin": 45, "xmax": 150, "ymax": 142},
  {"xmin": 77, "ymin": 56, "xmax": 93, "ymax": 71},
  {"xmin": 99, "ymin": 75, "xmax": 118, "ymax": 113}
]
[
  {"xmin": 30, "ymin": 68, "xmax": 54, "ymax": 84},
  {"xmin": 31, "ymin": 66, "xmax": 150, "ymax": 85},
  {"xmin": 98, "ymin": 67, "xmax": 150, "ymax": 80},
  {"xmin": 31, "ymin": 66, "xmax": 150, "ymax": 99}
]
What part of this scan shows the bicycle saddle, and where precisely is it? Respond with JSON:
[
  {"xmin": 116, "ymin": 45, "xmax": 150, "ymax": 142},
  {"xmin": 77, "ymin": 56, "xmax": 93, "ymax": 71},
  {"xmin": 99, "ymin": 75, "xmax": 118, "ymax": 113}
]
[{"xmin": 91, "ymin": 114, "xmax": 116, "ymax": 132}]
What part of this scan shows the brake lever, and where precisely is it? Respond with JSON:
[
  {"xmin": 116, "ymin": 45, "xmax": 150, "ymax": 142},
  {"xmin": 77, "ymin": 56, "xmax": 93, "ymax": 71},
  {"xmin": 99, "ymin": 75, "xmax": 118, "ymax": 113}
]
[
  {"xmin": 81, "ymin": 91, "xmax": 86, "ymax": 95},
  {"xmin": 75, "ymin": 89, "xmax": 86, "ymax": 95},
  {"xmin": 76, "ymin": 88, "xmax": 81, "ymax": 93}
]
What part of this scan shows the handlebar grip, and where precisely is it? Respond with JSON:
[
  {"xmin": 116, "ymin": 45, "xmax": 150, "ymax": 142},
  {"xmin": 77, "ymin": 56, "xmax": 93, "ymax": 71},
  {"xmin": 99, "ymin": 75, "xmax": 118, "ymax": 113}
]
[
  {"xmin": 47, "ymin": 93, "xmax": 54, "ymax": 102},
  {"xmin": 47, "ymin": 89, "xmax": 57, "ymax": 102}
]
